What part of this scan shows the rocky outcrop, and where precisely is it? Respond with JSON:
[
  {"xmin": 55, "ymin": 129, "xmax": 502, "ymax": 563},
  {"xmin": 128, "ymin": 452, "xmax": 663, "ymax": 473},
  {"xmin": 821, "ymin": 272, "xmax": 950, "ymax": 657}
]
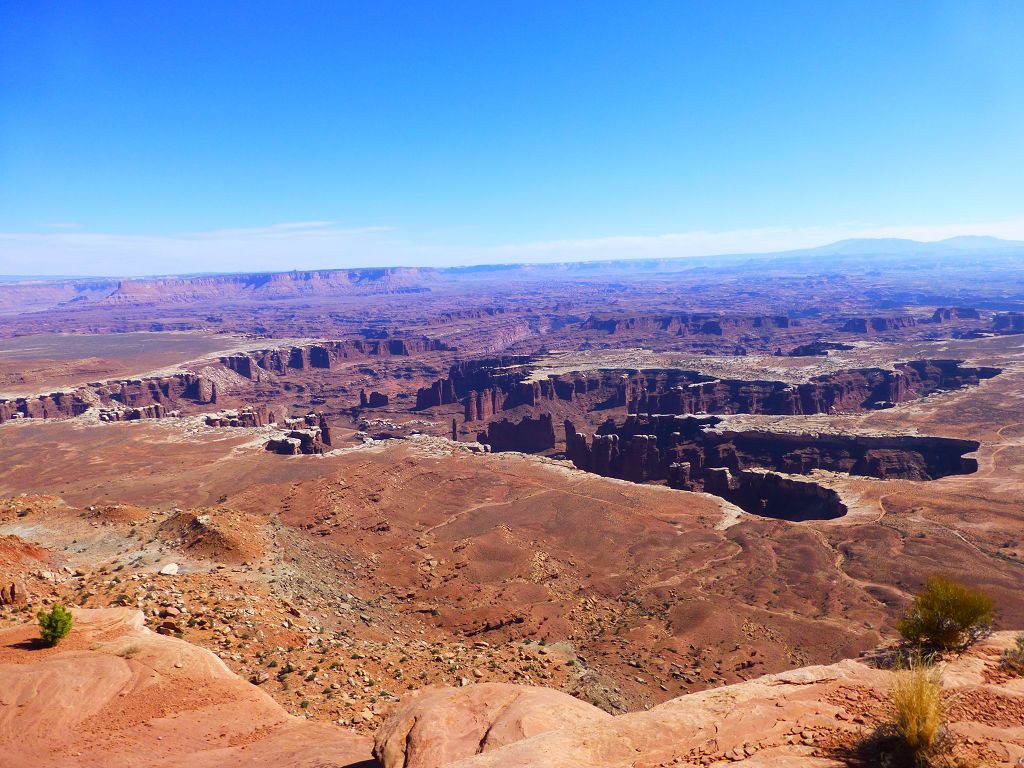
[
  {"xmin": 416, "ymin": 377, "xmax": 461, "ymax": 409},
  {"xmin": 0, "ymin": 607, "xmax": 371, "ymax": 767},
  {"xmin": 266, "ymin": 430, "xmax": 325, "ymax": 455},
  {"xmin": 205, "ymin": 406, "xmax": 272, "ymax": 427},
  {"xmin": 702, "ymin": 467, "xmax": 848, "ymax": 520},
  {"xmin": 374, "ymin": 683, "xmax": 611, "ymax": 768},
  {"xmin": 96, "ymin": 373, "xmax": 216, "ymax": 408},
  {"xmin": 420, "ymin": 359, "xmax": 999, "ymax": 425},
  {"xmin": 359, "ymin": 389, "xmax": 390, "ymax": 408},
  {"xmin": 98, "ymin": 404, "xmax": 173, "ymax": 421},
  {"xmin": 221, "ymin": 338, "xmax": 451, "ymax": 380},
  {"xmin": 994, "ymin": 311, "xmax": 1024, "ymax": 333},
  {"xmin": 410, "ymin": 634, "xmax": 1024, "ymax": 768},
  {"xmin": 786, "ymin": 341, "xmax": 854, "ymax": 356},
  {"xmin": 415, "ymin": 357, "xmax": 532, "ymax": 410},
  {"xmin": 582, "ymin": 313, "xmax": 792, "ymax": 336},
  {"xmin": 265, "ymin": 412, "xmax": 332, "ymax": 454},
  {"xmin": 931, "ymin": 306, "xmax": 980, "ymax": 322},
  {"xmin": 478, "ymin": 414, "xmax": 556, "ymax": 453},
  {"xmin": 840, "ymin": 315, "xmax": 920, "ymax": 333},
  {"xmin": 627, "ymin": 359, "xmax": 1000, "ymax": 417},
  {"xmin": 0, "ymin": 391, "xmax": 92, "ymax": 423},
  {"xmin": 564, "ymin": 415, "xmax": 979, "ymax": 519},
  {"xmin": 0, "ymin": 579, "xmax": 27, "ymax": 605},
  {"xmin": 0, "ymin": 372, "xmax": 216, "ymax": 425}
]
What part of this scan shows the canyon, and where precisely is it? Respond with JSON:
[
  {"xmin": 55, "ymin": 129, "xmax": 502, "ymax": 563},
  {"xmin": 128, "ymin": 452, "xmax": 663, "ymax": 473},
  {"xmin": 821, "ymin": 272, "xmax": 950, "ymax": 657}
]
[{"xmin": 1, "ymin": 247, "xmax": 1023, "ymax": 766}]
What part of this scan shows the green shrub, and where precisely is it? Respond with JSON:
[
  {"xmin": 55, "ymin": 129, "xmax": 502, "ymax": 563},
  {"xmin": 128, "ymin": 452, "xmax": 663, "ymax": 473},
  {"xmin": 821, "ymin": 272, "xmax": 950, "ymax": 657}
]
[
  {"xmin": 897, "ymin": 576, "xmax": 993, "ymax": 651},
  {"xmin": 38, "ymin": 604, "xmax": 74, "ymax": 647},
  {"xmin": 1000, "ymin": 634, "xmax": 1024, "ymax": 676}
]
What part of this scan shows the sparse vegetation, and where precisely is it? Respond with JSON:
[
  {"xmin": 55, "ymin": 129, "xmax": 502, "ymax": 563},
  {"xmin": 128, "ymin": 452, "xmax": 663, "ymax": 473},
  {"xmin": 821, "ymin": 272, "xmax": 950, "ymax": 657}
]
[
  {"xmin": 1000, "ymin": 634, "xmax": 1024, "ymax": 676},
  {"xmin": 37, "ymin": 604, "xmax": 74, "ymax": 647},
  {"xmin": 117, "ymin": 642, "xmax": 142, "ymax": 659},
  {"xmin": 897, "ymin": 576, "xmax": 993, "ymax": 651},
  {"xmin": 890, "ymin": 660, "xmax": 946, "ymax": 765},
  {"xmin": 863, "ymin": 657, "xmax": 961, "ymax": 767}
]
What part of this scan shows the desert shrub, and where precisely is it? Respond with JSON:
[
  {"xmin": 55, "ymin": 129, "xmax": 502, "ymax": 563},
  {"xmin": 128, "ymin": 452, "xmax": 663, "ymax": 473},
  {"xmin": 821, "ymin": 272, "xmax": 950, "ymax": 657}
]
[
  {"xmin": 890, "ymin": 660, "xmax": 946, "ymax": 765},
  {"xmin": 863, "ymin": 658, "xmax": 958, "ymax": 767},
  {"xmin": 117, "ymin": 642, "xmax": 142, "ymax": 659},
  {"xmin": 38, "ymin": 604, "xmax": 74, "ymax": 647},
  {"xmin": 897, "ymin": 576, "xmax": 993, "ymax": 651},
  {"xmin": 1000, "ymin": 634, "xmax": 1024, "ymax": 676}
]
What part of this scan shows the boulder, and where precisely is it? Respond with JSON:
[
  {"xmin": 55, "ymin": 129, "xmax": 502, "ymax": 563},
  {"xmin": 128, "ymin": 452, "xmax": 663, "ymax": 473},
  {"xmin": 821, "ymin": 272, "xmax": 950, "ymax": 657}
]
[
  {"xmin": 0, "ymin": 579, "xmax": 27, "ymax": 606},
  {"xmin": 374, "ymin": 683, "xmax": 610, "ymax": 768}
]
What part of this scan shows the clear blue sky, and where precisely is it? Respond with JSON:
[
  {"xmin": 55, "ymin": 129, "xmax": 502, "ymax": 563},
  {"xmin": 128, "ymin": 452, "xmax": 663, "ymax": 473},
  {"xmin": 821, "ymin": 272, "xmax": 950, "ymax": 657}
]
[{"xmin": 1, "ymin": 1, "xmax": 1023, "ymax": 275}]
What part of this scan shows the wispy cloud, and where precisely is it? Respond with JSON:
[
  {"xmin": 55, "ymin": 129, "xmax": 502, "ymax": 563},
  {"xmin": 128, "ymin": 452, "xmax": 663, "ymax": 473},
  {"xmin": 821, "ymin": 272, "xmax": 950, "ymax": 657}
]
[{"xmin": 1, "ymin": 219, "xmax": 1023, "ymax": 277}]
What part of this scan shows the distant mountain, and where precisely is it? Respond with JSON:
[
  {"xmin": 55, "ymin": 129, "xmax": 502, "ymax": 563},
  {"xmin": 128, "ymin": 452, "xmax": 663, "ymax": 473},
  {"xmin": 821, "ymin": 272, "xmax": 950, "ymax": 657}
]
[
  {"xmin": 0, "ymin": 236, "xmax": 1021, "ymax": 296},
  {"xmin": 803, "ymin": 235, "xmax": 1024, "ymax": 256}
]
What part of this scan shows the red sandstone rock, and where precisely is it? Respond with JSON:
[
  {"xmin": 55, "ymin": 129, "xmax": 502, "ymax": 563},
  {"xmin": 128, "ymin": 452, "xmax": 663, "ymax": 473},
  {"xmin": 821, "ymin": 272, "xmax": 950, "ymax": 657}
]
[
  {"xmin": 0, "ymin": 579, "xmax": 27, "ymax": 605},
  {"xmin": 428, "ymin": 634, "xmax": 1024, "ymax": 767},
  {"xmin": 0, "ymin": 608, "xmax": 371, "ymax": 767},
  {"xmin": 374, "ymin": 683, "xmax": 611, "ymax": 768}
]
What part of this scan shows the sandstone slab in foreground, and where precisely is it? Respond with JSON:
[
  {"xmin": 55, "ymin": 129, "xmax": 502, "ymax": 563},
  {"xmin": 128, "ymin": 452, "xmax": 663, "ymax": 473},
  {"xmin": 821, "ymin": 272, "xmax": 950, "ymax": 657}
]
[
  {"xmin": 0, "ymin": 607, "xmax": 371, "ymax": 768},
  {"xmin": 381, "ymin": 634, "xmax": 1024, "ymax": 768}
]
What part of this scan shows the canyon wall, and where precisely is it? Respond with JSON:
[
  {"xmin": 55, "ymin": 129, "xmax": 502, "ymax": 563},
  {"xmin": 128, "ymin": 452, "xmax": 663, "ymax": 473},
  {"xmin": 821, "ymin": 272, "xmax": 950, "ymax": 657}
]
[
  {"xmin": 994, "ymin": 312, "xmax": 1024, "ymax": 333},
  {"xmin": 222, "ymin": 337, "xmax": 451, "ymax": 380},
  {"xmin": 0, "ymin": 373, "xmax": 216, "ymax": 424},
  {"xmin": 477, "ymin": 414, "xmax": 556, "ymax": 453},
  {"xmin": 564, "ymin": 414, "xmax": 980, "ymax": 519},
  {"xmin": 839, "ymin": 315, "xmax": 919, "ymax": 333},
  {"xmin": 421, "ymin": 358, "xmax": 999, "ymax": 424},
  {"xmin": 564, "ymin": 415, "xmax": 980, "ymax": 485},
  {"xmin": 581, "ymin": 313, "xmax": 793, "ymax": 336},
  {"xmin": 627, "ymin": 359, "xmax": 999, "ymax": 416}
]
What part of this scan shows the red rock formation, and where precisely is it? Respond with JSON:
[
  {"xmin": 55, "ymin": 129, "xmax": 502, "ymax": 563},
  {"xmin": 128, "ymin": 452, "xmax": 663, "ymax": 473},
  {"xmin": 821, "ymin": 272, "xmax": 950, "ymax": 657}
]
[
  {"xmin": 840, "ymin": 315, "xmax": 920, "ymax": 333},
  {"xmin": 222, "ymin": 338, "xmax": 452, "ymax": 380},
  {"xmin": 0, "ymin": 607, "xmax": 371, "ymax": 766},
  {"xmin": 564, "ymin": 415, "xmax": 980, "ymax": 519},
  {"xmin": 0, "ymin": 391, "xmax": 92, "ymax": 423},
  {"xmin": 994, "ymin": 311, "xmax": 1024, "ymax": 333},
  {"xmin": 582, "ymin": 312, "xmax": 792, "ymax": 336},
  {"xmin": 628, "ymin": 360, "xmax": 1000, "ymax": 416},
  {"xmin": 786, "ymin": 341, "xmax": 854, "ymax": 356},
  {"xmin": 266, "ymin": 429, "xmax": 326, "ymax": 455},
  {"xmin": 374, "ymin": 683, "xmax": 611, "ymax": 768},
  {"xmin": 205, "ymin": 406, "xmax": 271, "ymax": 427},
  {"xmin": 266, "ymin": 412, "xmax": 332, "ymax": 454},
  {"xmin": 0, "ymin": 579, "xmax": 27, "ymax": 605},
  {"xmin": 464, "ymin": 388, "xmax": 500, "ymax": 421},
  {"xmin": 478, "ymin": 414, "xmax": 556, "ymax": 453},
  {"xmin": 359, "ymin": 390, "xmax": 389, "ymax": 408},
  {"xmin": 0, "ymin": 373, "xmax": 216, "ymax": 425},
  {"xmin": 931, "ymin": 306, "xmax": 980, "ymax": 322}
]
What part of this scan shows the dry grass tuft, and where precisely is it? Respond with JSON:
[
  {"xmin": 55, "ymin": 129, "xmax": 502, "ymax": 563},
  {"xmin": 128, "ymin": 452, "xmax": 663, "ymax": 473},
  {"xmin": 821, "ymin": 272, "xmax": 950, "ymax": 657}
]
[
  {"xmin": 858, "ymin": 656, "xmax": 975, "ymax": 768},
  {"xmin": 890, "ymin": 660, "xmax": 946, "ymax": 764},
  {"xmin": 116, "ymin": 642, "xmax": 143, "ymax": 659},
  {"xmin": 1000, "ymin": 634, "xmax": 1024, "ymax": 676}
]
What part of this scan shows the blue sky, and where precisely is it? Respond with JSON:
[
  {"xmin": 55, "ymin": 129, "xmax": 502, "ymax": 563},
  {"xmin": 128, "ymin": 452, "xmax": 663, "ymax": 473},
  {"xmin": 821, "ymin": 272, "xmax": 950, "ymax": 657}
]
[{"xmin": 1, "ymin": 1, "xmax": 1023, "ymax": 275}]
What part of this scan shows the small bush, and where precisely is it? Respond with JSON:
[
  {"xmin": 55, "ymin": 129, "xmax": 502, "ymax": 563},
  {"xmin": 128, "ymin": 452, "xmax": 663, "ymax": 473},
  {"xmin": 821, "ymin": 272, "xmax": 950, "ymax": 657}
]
[
  {"xmin": 897, "ymin": 576, "xmax": 993, "ymax": 651},
  {"xmin": 117, "ymin": 642, "xmax": 142, "ymax": 659},
  {"xmin": 1000, "ymin": 634, "xmax": 1024, "ymax": 676},
  {"xmin": 38, "ymin": 604, "xmax": 74, "ymax": 647},
  {"xmin": 863, "ymin": 658, "xmax": 958, "ymax": 767}
]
